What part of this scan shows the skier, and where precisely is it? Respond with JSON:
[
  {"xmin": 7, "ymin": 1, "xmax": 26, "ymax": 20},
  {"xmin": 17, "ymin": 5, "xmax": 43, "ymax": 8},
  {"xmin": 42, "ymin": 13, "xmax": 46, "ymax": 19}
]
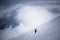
[{"xmin": 34, "ymin": 28, "xmax": 37, "ymax": 33}]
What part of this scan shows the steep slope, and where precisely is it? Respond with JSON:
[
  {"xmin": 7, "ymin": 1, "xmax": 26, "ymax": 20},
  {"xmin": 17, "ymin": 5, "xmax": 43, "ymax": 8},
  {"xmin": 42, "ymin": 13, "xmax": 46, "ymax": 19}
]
[{"xmin": 10, "ymin": 16, "xmax": 60, "ymax": 40}]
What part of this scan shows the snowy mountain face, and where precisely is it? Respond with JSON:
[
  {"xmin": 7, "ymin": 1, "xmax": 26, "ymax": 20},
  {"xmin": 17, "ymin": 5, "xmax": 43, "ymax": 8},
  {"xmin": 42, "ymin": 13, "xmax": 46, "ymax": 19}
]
[
  {"xmin": 10, "ymin": 16, "xmax": 60, "ymax": 40},
  {"xmin": 0, "ymin": 0, "xmax": 60, "ymax": 40}
]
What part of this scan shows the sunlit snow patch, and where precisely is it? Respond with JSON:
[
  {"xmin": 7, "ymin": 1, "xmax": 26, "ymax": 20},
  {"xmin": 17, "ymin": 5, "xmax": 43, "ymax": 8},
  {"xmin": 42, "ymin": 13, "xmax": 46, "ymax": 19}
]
[{"xmin": 15, "ymin": 5, "xmax": 58, "ymax": 33}]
